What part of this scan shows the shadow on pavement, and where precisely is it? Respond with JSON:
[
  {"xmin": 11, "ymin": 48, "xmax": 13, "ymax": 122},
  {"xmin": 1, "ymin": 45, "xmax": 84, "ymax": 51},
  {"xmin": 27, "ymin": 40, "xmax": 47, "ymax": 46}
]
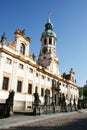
[{"xmin": 4, "ymin": 117, "xmax": 87, "ymax": 130}]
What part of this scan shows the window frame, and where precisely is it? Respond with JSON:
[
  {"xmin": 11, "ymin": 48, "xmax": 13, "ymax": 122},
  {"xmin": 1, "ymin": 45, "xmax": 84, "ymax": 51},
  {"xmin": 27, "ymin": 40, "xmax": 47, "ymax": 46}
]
[
  {"xmin": 36, "ymin": 73, "xmax": 38, "ymax": 77},
  {"xmin": 20, "ymin": 43, "xmax": 25, "ymax": 55},
  {"xmin": 44, "ymin": 38, "xmax": 47, "ymax": 45},
  {"xmin": 49, "ymin": 37, "xmax": 52, "ymax": 44},
  {"xmin": 17, "ymin": 80, "xmax": 22, "ymax": 93},
  {"xmin": 6, "ymin": 58, "xmax": 12, "ymax": 64},
  {"xmin": 35, "ymin": 86, "xmax": 38, "ymax": 93},
  {"xmin": 19, "ymin": 63, "xmax": 24, "ymax": 69},
  {"xmin": 41, "ymin": 88, "xmax": 44, "ymax": 97},
  {"xmin": 28, "ymin": 83, "xmax": 32, "ymax": 94},
  {"xmin": 2, "ymin": 77, "xmax": 9, "ymax": 90},
  {"xmin": 29, "ymin": 68, "xmax": 33, "ymax": 73}
]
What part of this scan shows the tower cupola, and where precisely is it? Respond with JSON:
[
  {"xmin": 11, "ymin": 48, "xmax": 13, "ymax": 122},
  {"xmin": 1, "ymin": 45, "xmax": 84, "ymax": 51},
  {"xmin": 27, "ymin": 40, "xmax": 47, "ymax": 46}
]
[
  {"xmin": 38, "ymin": 13, "xmax": 59, "ymax": 75},
  {"xmin": 41, "ymin": 13, "xmax": 56, "ymax": 40}
]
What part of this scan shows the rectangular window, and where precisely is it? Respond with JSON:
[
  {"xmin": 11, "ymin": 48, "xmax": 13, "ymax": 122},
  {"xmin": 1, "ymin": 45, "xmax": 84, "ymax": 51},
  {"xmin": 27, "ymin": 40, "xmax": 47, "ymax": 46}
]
[
  {"xmin": 17, "ymin": 81, "xmax": 22, "ymax": 92},
  {"xmin": 35, "ymin": 86, "xmax": 38, "ymax": 92},
  {"xmin": 6, "ymin": 58, "xmax": 12, "ymax": 64},
  {"xmin": 49, "ymin": 38, "xmax": 52, "ymax": 44},
  {"xmin": 48, "ymin": 78, "xmax": 50, "ymax": 81},
  {"xmin": 44, "ymin": 38, "xmax": 47, "ymax": 45},
  {"xmin": 36, "ymin": 73, "xmax": 38, "ymax": 77},
  {"xmin": 19, "ymin": 63, "xmax": 24, "ymax": 69},
  {"xmin": 28, "ymin": 84, "xmax": 32, "ymax": 94},
  {"xmin": 29, "ymin": 68, "xmax": 33, "ymax": 73},
  {"xmin": 2, "ymin": 77, "xmax": 9, "ymax": 90},
  {"xmin": 41, "ymin": 88, "xmax": 44, "ymax": 97},
  {"xmin": 42, "ymin": 75, "xmax": 44, "ymax": 79}
]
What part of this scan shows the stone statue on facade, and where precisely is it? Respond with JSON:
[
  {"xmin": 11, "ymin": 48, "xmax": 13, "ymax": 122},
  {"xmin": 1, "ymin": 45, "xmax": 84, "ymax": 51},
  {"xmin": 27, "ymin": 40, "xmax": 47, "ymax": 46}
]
[
  {"xmin": 34, "ymin": 90, "xmax": 41, "ymax": 106},
  {"xmin": 73, "ymin": 97, "xmax": 77, "ymax": 110},
  {"xmin": 60, "ymin": 93, "xmax": 67, "ymax": 112},
  {"xmin": 22, "ymin": 29, "xmax": 25, "ymax": 36},
  {"xmin": 69, "ymin": 98, "xmax": 73, "ymax": 111},
  {"xmin": 44, "ymin": 89, "xmax": 50, "ymax": 105},
  {"xmin": 33, "ymin": 90, "xmax": 41, "ymax": 115},
  {"xmin": 0, "ymin": 33, "xmax": 7, "ymax": 44},
  {"xmin": 4, "ymin": 90, "xmax": 15, "ymax": 117},
  {"xmin": 44, "ymin": 89, "xmax": 48, "ymax": 105},
  {"xmin": 32, "ymin": 53, "xmax": 36, "ymax": 61}
]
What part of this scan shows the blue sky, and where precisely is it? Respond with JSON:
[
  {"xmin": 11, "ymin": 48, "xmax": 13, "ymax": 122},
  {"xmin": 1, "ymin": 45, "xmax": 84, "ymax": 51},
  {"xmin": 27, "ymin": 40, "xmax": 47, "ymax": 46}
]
[{"xmin": 0, "ymin": 0, "xmax": 87, "ymax": 87}]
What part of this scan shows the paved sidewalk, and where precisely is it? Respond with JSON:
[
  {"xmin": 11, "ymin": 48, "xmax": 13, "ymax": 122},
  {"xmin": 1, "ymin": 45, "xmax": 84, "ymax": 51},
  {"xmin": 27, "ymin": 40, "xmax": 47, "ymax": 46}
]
[{"xmin": 0, "ymin": 109, "xmax": 87, "ymax": 130}]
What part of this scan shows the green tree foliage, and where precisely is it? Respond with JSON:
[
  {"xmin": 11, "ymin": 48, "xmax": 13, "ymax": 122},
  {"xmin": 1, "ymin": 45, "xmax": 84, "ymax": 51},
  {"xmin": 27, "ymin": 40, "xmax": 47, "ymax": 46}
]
[
  {"xmin": 79, "ymin": 88, "xmax": 83, "ymax": 98},
  {"xmin": 83, "ymin": 88, "xmax": 87, "ymax": 99}
]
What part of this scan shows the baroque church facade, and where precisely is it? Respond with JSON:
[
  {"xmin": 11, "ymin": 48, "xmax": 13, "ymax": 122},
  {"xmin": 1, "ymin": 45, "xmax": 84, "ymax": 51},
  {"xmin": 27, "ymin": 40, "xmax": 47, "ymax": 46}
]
[{"xmin": 0, "ymin": 15, "xmax": 79, "ymax": 111}]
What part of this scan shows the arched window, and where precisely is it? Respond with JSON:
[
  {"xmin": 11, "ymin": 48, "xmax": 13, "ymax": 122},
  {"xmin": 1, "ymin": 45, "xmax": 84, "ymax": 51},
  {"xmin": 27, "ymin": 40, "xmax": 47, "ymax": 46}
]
[
  {"xmin": 20, "ymin": 43, "xmax": 25, "ymax": 55},
  {"xmin": 49, "ymin": 38, "xmax": 52, "ymax": 44},
  {"xmin": 53, "ymin": 39, "xmax": 55, "ymax": 46},
  {"xmin": 44, "ymin": 38, "xmax": 47, "ymax": 44}
]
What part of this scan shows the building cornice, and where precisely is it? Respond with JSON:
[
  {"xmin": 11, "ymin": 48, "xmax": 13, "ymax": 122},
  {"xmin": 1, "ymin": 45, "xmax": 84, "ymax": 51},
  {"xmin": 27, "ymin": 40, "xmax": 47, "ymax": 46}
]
[
  {"xmin": 0, "ymin": 45, "xmax": 77, "ymax": 88},
  {"xmin": 0, "ymin": 46, "xmax": 36, "ymax": 67}
]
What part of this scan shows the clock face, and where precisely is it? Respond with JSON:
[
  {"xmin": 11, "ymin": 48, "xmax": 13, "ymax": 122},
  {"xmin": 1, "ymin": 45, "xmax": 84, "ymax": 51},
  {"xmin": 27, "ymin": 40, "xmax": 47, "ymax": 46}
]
[{"xmin": 42, "ymin": 47, "xmax": 47, "ymax": 54}]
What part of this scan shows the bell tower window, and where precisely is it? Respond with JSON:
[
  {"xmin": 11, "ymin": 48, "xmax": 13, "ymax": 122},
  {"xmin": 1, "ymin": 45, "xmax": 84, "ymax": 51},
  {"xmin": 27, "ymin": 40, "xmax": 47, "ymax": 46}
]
[
  {"xmin": 53, "ymin": 39, "xmax": 55, "ymax": 46},
  {"xmin": 49, "ymin": 38, "xmax": 52, "ymax": 44},
  {"xmin": 44, "ymin": 38, "xmax": 47, "ymax": 45},
  {"xmin": 20, "ymin": 43, "xmax": 25, "ymax": 55}
]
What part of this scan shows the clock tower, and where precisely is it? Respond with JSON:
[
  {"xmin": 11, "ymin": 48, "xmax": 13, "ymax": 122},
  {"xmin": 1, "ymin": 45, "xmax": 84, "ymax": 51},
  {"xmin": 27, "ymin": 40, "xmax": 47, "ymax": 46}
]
[{"xmin": 38, "ymin": 14, "xmax": 59, "ymax": 75}]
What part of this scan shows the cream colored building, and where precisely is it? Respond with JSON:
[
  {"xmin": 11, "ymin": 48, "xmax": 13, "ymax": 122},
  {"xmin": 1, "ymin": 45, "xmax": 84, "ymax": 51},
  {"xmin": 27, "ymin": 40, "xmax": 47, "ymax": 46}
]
[{"xmin": 0, "ymin": 15, "xmax": 79, "ymax": 111}]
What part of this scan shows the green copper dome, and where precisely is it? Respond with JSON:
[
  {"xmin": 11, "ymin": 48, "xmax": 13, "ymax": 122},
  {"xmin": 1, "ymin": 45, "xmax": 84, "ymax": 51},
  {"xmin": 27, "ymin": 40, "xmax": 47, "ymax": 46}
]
[
  {"xmin": 41, "ymin": 29, "xmax": 56, "ymax": 38},
  {"xmin": 41, "ymin": 13, "xmax": 56, "ymax": 39}
]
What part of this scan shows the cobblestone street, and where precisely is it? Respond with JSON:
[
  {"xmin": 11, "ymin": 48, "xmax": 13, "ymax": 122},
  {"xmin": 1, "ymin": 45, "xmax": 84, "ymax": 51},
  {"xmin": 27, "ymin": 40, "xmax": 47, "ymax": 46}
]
[{"xmin": 4, "ymin": 110, "xmax": 87, "ymax": 130}]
